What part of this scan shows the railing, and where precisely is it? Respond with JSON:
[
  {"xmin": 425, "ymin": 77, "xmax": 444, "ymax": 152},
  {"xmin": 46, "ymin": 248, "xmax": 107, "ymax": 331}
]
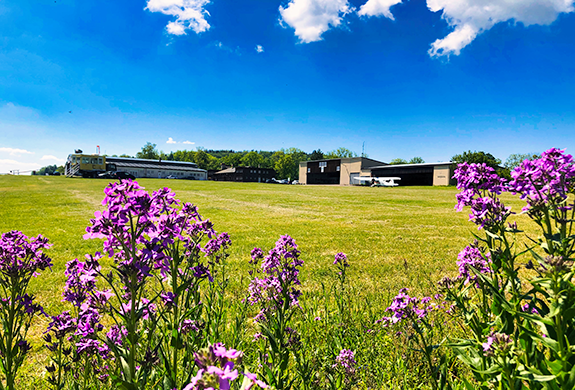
[{"xmin": 65, "ymin": 163, "xmax": 80, "ymax": 177}]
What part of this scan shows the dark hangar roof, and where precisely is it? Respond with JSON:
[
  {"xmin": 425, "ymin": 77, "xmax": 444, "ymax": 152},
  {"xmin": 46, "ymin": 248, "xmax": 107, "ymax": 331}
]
[{"xmin": 106, "ymin": 157, "xmax": 204, "ymax": 172}]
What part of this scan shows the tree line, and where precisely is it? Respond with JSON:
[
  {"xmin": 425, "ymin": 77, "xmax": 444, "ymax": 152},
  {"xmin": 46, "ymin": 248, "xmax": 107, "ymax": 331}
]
[{"xmin": 126, "ymin": 143, "xmax": 361, "ymax": 180}]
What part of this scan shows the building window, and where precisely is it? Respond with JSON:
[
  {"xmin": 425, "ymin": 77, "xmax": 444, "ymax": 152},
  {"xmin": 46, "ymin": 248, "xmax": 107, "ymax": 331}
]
[
  {"xmin": 336, "ymin": 166, "xmax": 340, "ymax": 172},
  {"xmin": 319, "ymin": 162, "xmax": 327, "ymax": 168},
  {"xmin": 307, "ymin": 168, "xmax": 310, "ymax": 173}
]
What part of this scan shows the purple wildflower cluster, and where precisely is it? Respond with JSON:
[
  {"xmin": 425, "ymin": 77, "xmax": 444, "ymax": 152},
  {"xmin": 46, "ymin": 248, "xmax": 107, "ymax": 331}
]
[
  {"xmin": 84, "ymin": 181, "xmax": 222, "ymax": 282},
  {"xmin": 377, "ymin": 288, "xmax": 436, "ymax": 326},
  {"xmin": 183, "ymin": 343, "xmax": 267, "ymax": 390},
  {"xmin": 456, "ymin": 245, "xmax": 492, "ymax": 285},
  {"xmin": 332, "ymin": 349, "xmax": 357, "ymax": 376},
  {"xmin": 454, "ymin": 148, "xmax": 575, "ymax": 229},
  {"xmin": 44, "ymin": 180, "xmax": 234, "ymax": 389},
  {"xmin": 0, "ymin": 231, "xmax": 53, "ymax": 389},
  {"xmin": 333, "ymin": 252, "xmax": 349, "ymax": 267},
  {"xmin": 508, "ymin": 148, "xmax": 575, "ymax": 212},
  {"xmin": 482, "ymin": 331, "xmax": 513, "ymax": 358},
  {"xmin": 0, "ymin": 230, "xmax": 52, "ymax": 279},
  {"xmin": 62, "ymin": 255, "xmax": 100, "ymax": 307},
  {"xmin": 247, "ymin": 236, "xmax": 304, "ymax": 320},
  {"xmin": 453, "ymin": 163, "xmax": 510, "ymax": 230}
]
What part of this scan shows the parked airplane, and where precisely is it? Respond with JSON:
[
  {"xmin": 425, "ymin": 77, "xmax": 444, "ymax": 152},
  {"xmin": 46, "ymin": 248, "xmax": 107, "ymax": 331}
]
[{"xmin": 353, "ymin": 176, "xmax": 401, "ymax": 187}]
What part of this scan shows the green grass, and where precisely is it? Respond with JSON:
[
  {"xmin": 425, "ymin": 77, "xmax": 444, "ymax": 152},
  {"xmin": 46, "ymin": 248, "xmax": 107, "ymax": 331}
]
[{"xmin": 0, "ymin": 175, "xmax": 542, "ymax": 387}]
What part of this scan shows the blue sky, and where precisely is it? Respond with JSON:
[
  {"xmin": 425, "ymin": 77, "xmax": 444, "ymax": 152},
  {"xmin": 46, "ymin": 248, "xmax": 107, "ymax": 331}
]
[{"xmin": 1, "ymin": 0, "xmax": 574, "ymax": 173}]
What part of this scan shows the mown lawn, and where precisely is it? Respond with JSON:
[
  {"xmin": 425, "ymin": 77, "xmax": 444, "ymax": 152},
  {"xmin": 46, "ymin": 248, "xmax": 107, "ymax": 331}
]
[{"xmin": 0, "ymin": 175, "xmax": 541, "ymax": 386}]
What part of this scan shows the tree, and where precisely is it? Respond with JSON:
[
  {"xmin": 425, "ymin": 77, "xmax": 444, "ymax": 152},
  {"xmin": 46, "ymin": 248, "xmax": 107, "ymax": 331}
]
[
  {"xmin": 194, "ymin": 150, "xmax": 210, "ymax": 170},
  {"xmin": 389, "ymin": 158, "xmax": 408, "ymax": 165},
  {"xmin": 409, "ymin": 157, "xmax": 425, "ymax": 164},
  {"xmin": 275, "ymin": 154, "xmax": 295, "ymax": 180},
  {"xmin": 504, "ymin": 153, "xmax": 539, "ymax": 170},
  {"xmin": 220, "ymin": 153, "xmax": 243, "ymax": 167},
  {"xmin": 173, "ymin": 150, "xmax": 195, "ymax": 162},
  {"xmin": 136, "ymin": 142, "xmax": 159, "ymax": 160},
  {"xmin": 325, "ymin": 147, "xmax": 358, "ymax": 159},
  {"xmin": 56, "ymin": 165, "xmax": 65, "ymax": 174},
  {"xmin": 241, "ymin": 151, "xmax": 264, "ymax": 167},
  {"xmin": 33, "ymin": 165, "xmax": 58, "ymax": 175},
  {"xmin": 310, "ymin": 149, "xmax": 324, "ymax": 161},
  {"xmin": 451, "ymin": 150, "xmax": 501, "ymax": 169}
]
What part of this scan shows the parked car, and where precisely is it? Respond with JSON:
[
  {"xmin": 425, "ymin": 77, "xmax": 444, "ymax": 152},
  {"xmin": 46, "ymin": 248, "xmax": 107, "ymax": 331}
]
[
  {"xmin": 97, "ymin": 171, "xmax": 115, "ymax": 179},
  {"xmin": 98, "ymin": 171, "xmax": 136, "ymax": 180},
  {"xmin": 115, "ymin": 171, "xmax": 136, "ymax": 180},
  {"xmin": 166, "ymin": 175, "xmax": 176, "ymax": 179}
]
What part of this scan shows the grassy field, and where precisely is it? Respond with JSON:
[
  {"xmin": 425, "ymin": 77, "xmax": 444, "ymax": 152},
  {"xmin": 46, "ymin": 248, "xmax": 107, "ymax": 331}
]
[{"xmin": 0, "ymin": 175, "xmax": 541, "ymax": 387}]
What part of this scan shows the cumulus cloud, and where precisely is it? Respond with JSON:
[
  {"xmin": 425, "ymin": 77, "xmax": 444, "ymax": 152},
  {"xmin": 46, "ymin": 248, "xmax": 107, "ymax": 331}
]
[
  {"xmin": 279, "ymin": 0, "xmax": 354, "ymax": 43},
  {"xmin": 427, "ymin": 0, "xmax": 575, "ymax": 57},
  {"xmin": 0, "ymin": 147, "xmax": 34, "ymax": 156},
  {"xmin": 167, "ymin": 137, "xmax": 177, "ymax": 144},
  {"xmin": 255, "ymin": 45, "xmax": 264, "ymax": 53},
  {"xmin": 41, "ymin": 155, "xmax": 65, "ymax": 163},
  {"xmin": 358, "ymin": 0, "xmax": 403, "ymax": 19},
  {"xmin": 146, "ymin": 0, "xmax": 211, "ymax": 36},
  {"xmin": 0, "ymin": 159, "xmax": 41, "ymax": 174},
  {"xmin": 183, "ymin": 141, "xmax": 195, "ymax": 145}
]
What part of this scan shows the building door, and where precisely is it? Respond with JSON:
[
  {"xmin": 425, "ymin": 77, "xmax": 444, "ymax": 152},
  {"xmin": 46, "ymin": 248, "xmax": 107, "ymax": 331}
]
[{"xmin": 350, "ymin": 173, "xmax": 360, "ymax": 185}]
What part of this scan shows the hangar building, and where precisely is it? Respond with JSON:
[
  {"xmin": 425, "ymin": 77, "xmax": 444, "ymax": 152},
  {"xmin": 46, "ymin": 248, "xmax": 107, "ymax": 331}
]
[
  {"xmin": 298, "ymin": 158, "xmax": 454, "ymax": 186},
  {"xmin": 298, "ymin": 157, "xmax": 386, "ymax": 185}
]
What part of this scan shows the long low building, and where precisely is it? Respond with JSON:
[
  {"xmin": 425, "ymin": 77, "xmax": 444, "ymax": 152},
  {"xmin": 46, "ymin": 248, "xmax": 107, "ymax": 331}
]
[
  {"xmin": 368, "ymin": 162, "xmax": 455, "ymax": 186},
  {"xmin": 65, "ymin": 153, "xmax": 207, "ymax": 179},
  {"xmin": 106, "ymin": 157, "xmax": 207, "ymax": 180},
  {"xmin": 212, "ymin": 166, "xmax": 276, "ymax": 182}
]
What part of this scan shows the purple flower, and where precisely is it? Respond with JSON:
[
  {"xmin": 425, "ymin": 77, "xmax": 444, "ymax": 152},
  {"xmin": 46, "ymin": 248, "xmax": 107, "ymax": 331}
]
[
  {"xmin": 213, "ymin": 344, "xmax": 242, "ymax": 360},
  {"xmin": 521, "ymin": 303, "xmax": 539, "ymax": 315},
  {"xmin": 333, "ymin": 252, "xmax": 349, "ymax": 267},
  {"xmin": 379, "ymin": 288, "xmax": 436, "ymax": 325},
  {"xmin": 332, "ymin": 349, "xmax": 357, "ymax": 375},
  {"xmin": 0, "ymin": 231, "xmax": 53, "ymax": 278},
  {"xmin": 161, "ymin": 291, "xmax": 176, "ymax": 309},
  {"xmin": 62, "ymin": 257, "xmax": 100, "ymax": 307},
  {"xmin": 180, "ymin": 319, "xmax": 202, "ymax": 334},
  {"xmin": 456, "ymin": 245, "xmax": 492, "ymax": 285},
  {"xmin": 76, "ymin": 338, "xmax": 108, "ymax": 358},
  {"xmin": 452, "ymin": 163, "xmax": 511, "ymax": 230},
  {"xmin": 242, "ymin": 371, "xmax": 269, "ymax": 389},
  {"xmin": 19, "ymin": 293, "xmax": 46, "ymax": 316},
  {"xmin": 46, "ymin": 311, "xmax": 76, "ymax": 339},
  {"xmin": 250, "ymin": 248, "xmax": 264, "ymax": 264},
  {"xmin": 106, "ymin": 325, "xmax": 128, "ymax": 346},
  {"xmin": 508, "ymin": 148, "xmax": 575, "ymax": 212},
  {"xmin": 453, "ymin": 162, "xmax": 506, "ymax": 198},
  {"xmin": 247, "ymin": 236, "xmax": 304, "ymax": 321},
  {"xmin": 482, "ymin": 331, "xmax": 513, "ymax": 357}
]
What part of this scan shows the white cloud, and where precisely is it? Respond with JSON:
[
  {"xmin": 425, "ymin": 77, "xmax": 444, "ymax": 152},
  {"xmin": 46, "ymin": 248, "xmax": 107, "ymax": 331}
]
[
  {"xmin": 0, "ymin": 147, "xmax": 34, "ymax": 156},
  {"xmin": 146, "ymin": 0, "xmax": 211, "ymax": 36},
  {"xmin": 167, "ymin": 137, "xmax": 177, "ymax": 144},
  {"xmin": 0, "ymin": 159, "xmax": 41, "ymax": 174},
  {"xmin": 41, "ymin": 155, "xmax": 65, "ymax": 163},
  {"xmin": 255, "ymin": 45, "xmax": 264, "ymax": 53},
  {"xmin": 358, "ymin": 0, "xmax": 403, "ymax": 19},
  {"xmin": 427, "ymin": 0, "xmax": 575, "ymax": 57},
  {"xmin": 279, "ymin": 0, "xmax": 354, "ymax": 43},
  {"xmin": 183, "ymin": 141, "xmax": 195, "ymax": 145}
]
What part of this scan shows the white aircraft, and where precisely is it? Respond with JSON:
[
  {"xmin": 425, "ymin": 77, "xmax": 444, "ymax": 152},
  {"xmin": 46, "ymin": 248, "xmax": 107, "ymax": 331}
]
[{"xmin": 353, "ymin": 176, "xmax": 401, "ymax": 187}]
